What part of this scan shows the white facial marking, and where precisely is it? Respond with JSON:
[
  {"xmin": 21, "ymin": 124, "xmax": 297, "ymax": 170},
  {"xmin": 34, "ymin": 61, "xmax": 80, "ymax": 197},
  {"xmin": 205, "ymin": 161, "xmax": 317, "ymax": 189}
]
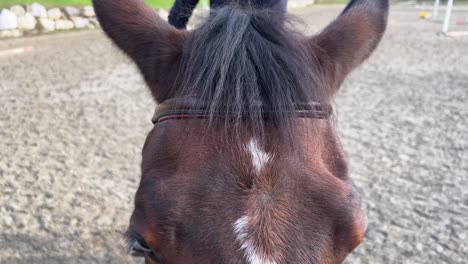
[
  {"xmin": 233, "ymin": 216, "xmax": 277, "ymax": 264},
  {"xmin": 246, "ymin": 138, "xmax": 272, "ymax": 175}
]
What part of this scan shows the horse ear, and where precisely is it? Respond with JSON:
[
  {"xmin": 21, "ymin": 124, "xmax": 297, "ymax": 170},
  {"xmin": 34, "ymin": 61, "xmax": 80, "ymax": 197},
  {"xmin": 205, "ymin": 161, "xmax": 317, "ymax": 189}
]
[
  {"xmin": 308, "ymin": 0, "xmax": 389, "ymax": 96},
  {"xmin": 93, "ymin": 0, "xmax": 187, "ymax": 101}
]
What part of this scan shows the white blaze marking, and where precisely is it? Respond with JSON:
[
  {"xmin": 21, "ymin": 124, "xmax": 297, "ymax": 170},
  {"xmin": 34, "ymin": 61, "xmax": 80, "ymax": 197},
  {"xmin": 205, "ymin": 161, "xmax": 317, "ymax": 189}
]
[
  {"xmin": 233, "ymin": 216, "xmax": 277, "ymax": 264},
  {"xmin": 246, "ymin": 138, "xmax": 272, "ymax": 175}
]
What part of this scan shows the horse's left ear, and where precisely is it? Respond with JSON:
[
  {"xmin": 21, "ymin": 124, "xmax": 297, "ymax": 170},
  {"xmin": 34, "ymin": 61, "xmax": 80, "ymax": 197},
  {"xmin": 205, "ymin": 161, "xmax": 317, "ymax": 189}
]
[
  {"xmin": 93, "ymin": 0, "xmax": 187, "ymax": 101},
  {"xmin": 307, "ymin": 0, "xmax": 389, "ymax": 96}
]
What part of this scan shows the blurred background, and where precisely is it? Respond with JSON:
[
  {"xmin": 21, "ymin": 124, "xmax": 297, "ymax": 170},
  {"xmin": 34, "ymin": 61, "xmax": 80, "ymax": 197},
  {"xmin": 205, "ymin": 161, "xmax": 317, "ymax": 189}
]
[
  {"xmin": 1, "ymin": 0, "xmax": 176, "ymax": 9},
  {"xmin": 1, "ymin": 0, "xmax": 467, "ymax": 263},
  {"xmin": 2, "ymin": 0, "xmax": 468, "ymax": 11}
]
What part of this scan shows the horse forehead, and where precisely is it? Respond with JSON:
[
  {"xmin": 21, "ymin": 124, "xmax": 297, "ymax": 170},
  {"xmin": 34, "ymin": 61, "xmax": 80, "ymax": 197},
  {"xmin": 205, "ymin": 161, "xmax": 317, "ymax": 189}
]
[{"xmin": 138, "ymin": 123, "xmax": 356, "ymax": 261}]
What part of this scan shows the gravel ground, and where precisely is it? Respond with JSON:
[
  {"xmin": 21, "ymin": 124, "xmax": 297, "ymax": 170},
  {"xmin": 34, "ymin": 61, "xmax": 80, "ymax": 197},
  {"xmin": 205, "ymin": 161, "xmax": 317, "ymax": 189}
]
[{"xmin": 1, "ymin": 6, "xmax": 467, "ymax": 264}]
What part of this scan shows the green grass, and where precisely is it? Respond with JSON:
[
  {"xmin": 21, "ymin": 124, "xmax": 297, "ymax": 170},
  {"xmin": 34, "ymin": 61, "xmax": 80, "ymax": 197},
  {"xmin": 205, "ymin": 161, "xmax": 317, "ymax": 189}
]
[{"xmin": 0, "ymin": 0, "xmax": 175, "ymax": 9}]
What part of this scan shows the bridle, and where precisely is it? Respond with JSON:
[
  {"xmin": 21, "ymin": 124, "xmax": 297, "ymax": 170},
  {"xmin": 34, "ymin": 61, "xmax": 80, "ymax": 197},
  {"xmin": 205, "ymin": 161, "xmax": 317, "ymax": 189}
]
[
  {"xmin": 131, "ymin": 97, "xmax": 332, "ymax": 263},
  {"xmin": 152, "ymin": 97, "xmax": 332, "ymax": 124}
]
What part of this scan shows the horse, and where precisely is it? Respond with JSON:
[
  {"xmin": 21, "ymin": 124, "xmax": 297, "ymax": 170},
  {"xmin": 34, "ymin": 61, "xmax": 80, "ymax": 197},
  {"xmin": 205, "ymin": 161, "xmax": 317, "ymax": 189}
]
[{"xmin": 92, "ymin": 0, "xmax": 388, "ymax": 263}]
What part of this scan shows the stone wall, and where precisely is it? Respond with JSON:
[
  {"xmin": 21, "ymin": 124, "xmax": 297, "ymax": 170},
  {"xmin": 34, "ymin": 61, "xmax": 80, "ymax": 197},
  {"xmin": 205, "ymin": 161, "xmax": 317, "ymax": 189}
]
[
  {"xmin": 0, "ymin": 3, "xmax": 98, "ymax": 38},
  {"xmin": 288, "ymin": 0, "xmax": 315, "ymax": 9},
  {"xmin": 0, "ymin": 1, "xmax": 314, "ymax": 39}
]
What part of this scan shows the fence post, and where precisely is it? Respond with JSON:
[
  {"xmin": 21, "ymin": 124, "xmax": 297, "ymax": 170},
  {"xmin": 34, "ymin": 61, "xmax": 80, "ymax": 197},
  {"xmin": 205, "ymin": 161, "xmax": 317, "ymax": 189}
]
[
  {"xmin": 432, "ymin": 0, "xmax": 440, "ymax": 19},
  {"xmin": 442, "ymin": 0, "xmax": 454, "ymax": 33}
]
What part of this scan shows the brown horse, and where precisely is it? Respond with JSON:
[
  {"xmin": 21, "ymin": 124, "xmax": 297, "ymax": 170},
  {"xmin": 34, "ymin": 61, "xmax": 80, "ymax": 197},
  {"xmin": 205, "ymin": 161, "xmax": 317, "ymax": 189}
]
[{"xmin": 93, "ymin": 0, "xmax": 388, "ymax": 263}]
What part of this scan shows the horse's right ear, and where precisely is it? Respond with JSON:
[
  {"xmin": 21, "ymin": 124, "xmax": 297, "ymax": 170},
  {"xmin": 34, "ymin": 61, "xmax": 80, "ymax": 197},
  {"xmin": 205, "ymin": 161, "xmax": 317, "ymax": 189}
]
[
  {"xmin": 307, "ymin": 0, "xmax": 389, "ymax": 97},
  {"xmin": 93, "ymin": 0, "xmax": 187, "ymax": 102}
]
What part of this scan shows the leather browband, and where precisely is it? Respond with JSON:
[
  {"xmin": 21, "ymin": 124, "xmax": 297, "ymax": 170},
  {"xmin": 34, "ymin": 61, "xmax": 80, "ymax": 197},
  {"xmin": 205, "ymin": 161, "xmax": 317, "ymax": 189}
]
[{"xmin": 152, "ymin": 97, "xmax": 332, "ymax": 124}]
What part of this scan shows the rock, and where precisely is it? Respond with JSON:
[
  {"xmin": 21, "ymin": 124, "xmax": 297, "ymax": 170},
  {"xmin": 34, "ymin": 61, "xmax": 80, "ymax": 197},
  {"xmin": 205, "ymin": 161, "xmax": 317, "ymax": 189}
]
[
  {"xmin": 11, "ymin": 29, "xmax": 22, "ymax": 37},
  {"xmin": 63, "ymin": 6, "xmax": 80, "ymax": 18},
  {"xmin": 47, "ymin": 8, "xmax": 63, "ymax": 20},
  {"xmin": 158, "ymin": 9, "xmax": 169, "ymax": 21},
  {"xmin": 28, "ymin": 3, "xmax": 47, "ymax": 18},
  {"xmin": 82, "ymin": 6, "xmax": 95, "ymax": 17},
  {"xmin": 10, "ymin": 5, "xmax": 26, "ymax": 17},
  {"xmin": 0, "ymin": 30, "xmax": 10, "ymax": 38},
  {"xmin": 70, "ymin": 17, "xmax": 89, "ymax": 29},
  {"xmin": 38, "ymin": 18, "xmax": 55, "ymax": 32},
  {"xmin": 88, "ymin": 17, "xmax": 100, "ymax": 27},
  {"xmin": 17, "ymin": 13, "xmax": 36, "ymax": 31},
  {"xmin": 0, "ymin": 9, "xmax": 18, "ymax": 30},
  {"xmin": 55, "ymin": 19, "xmax": 74, "ymax": 30},
  {"xmin": 0, "ymin": 29, "xmax": 22, "ymax": 38}
]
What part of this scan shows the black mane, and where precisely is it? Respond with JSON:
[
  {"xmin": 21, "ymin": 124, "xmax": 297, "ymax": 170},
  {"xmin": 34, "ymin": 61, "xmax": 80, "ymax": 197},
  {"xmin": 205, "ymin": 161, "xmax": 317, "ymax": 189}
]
[{"xmin": 176, "ymin": 5, "xmax": 327, "ymax": 139}]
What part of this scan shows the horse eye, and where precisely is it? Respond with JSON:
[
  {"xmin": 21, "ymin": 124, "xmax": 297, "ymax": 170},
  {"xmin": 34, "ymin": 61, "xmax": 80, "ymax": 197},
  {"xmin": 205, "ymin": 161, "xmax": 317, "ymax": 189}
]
[
  {"xmin": 129, "ymin": 239, "xmax": 163, "ymax": 263},
  {"xmin": 129, "ymin": 239, "xmax": 152, "ymax": 257}
]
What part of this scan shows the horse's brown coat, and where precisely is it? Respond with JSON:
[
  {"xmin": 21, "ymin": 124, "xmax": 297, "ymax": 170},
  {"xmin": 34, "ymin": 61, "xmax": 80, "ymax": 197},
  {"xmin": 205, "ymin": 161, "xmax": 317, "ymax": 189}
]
[{"xmin": 93, "ymin": 0, "xmax": 388, "ymax": 263}]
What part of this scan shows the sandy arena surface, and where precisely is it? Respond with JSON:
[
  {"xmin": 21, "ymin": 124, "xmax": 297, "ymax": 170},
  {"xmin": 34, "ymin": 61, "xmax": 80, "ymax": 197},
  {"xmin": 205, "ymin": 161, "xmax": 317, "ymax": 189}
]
[{"xmin": 1, "ymin": 5, "xmax": 467, "ymax": 264}]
